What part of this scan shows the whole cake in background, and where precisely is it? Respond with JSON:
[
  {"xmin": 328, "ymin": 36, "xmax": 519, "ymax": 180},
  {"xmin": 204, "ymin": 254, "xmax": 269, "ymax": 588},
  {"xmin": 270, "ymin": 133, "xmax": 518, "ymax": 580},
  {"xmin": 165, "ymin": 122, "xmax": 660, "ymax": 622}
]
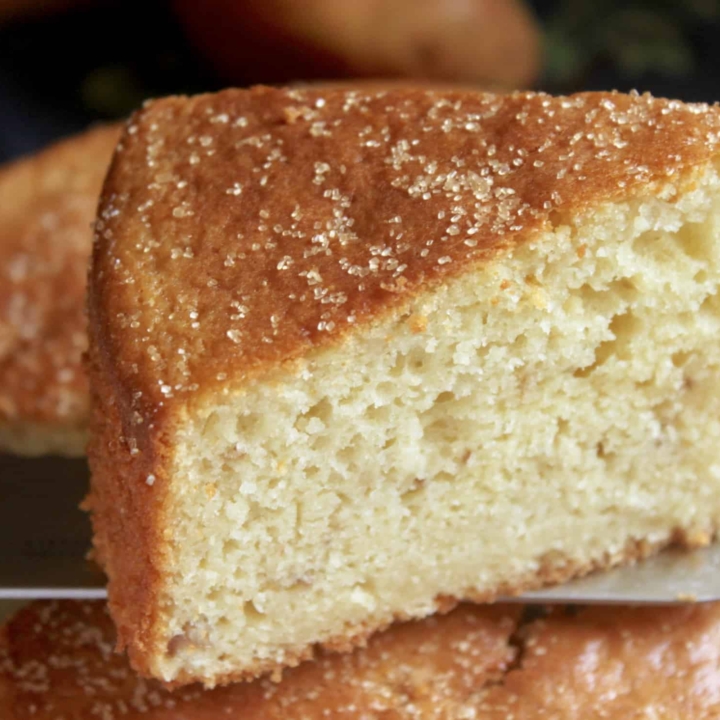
[
  {"xmin": 2, "ymin": 599, "xmax": 720, "ymax": 717},
  {"xmin": 86, "ymin": 86, "xmax": 720, "ymax": 687},
  {"xmin": 0, "ymin": 124, "xmax": 120, "ymax": 456}
]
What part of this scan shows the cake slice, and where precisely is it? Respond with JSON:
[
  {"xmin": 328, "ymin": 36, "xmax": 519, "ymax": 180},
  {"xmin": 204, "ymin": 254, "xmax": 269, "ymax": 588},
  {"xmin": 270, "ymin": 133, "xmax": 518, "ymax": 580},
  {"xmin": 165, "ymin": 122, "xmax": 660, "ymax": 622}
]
[
  {"xmin": 4, "ymin": 600, "xmax": 720, "ymax": 717},
  {"xmin": 0, "ymin": 124, "xmax": 120, "ymax": 456},
  {"xmin": 87, "ymin": 86, "xmax": 720, "ymax": 686}
]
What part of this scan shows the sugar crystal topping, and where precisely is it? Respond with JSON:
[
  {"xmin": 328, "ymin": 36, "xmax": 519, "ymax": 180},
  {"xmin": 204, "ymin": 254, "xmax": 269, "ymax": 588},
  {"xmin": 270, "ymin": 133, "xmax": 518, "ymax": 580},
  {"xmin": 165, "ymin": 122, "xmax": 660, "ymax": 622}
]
[
  {"xmin": 6, "ymin": 600, "xmax": 720, "ymax": 717},
  {"xmin": 92, "ymin": 87, "xmax": 720, "ymax": 420},
  {"xmin": 1, "ymin": 600, "xmax": 515, "ymax": 718},
  {"xmin": 0, "ymin": 125, "xmax": 120, "ymax": 424}
]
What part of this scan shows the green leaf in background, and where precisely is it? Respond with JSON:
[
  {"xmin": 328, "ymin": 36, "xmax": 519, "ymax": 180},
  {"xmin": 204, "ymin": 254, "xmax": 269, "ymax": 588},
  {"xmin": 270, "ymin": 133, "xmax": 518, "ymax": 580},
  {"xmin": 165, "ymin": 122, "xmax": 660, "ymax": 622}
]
[
  {"xmin": 602, "ymin": 9, "xmax": 694, "ymax": 78},
  {"xmin": 81, "ymin": 64, "xmax": 149, "ymax": 118},
  {"xmin": 543, "ymin": 0, "xmax": 720, "ymax": 90},
  {"xmin": 543, "ymin": 26, "xmax": 584, "ymax": 86}
]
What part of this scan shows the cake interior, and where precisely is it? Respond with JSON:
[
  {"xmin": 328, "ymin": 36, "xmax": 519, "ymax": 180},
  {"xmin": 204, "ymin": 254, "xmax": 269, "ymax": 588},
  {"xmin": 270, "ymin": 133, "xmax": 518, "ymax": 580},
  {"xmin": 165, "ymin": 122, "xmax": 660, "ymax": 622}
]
[{"xmin": 158, "ymin": 166, "xmax": 720, "ymax": 683}]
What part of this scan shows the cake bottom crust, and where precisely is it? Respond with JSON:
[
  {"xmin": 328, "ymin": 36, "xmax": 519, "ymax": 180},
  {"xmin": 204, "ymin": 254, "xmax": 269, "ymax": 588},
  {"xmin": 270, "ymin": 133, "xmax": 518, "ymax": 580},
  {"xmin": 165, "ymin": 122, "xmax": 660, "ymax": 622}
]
[{"xmin": 159, "ymin": 530, "xmax": 714, "ymax": 689}]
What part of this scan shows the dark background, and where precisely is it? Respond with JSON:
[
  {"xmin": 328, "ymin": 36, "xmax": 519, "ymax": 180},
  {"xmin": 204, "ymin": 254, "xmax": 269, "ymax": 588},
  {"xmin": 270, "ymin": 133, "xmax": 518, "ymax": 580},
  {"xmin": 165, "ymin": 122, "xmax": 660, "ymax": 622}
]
[{"xmin": 1, "ymin": 0, "xmax": 720, "ymax": 163}]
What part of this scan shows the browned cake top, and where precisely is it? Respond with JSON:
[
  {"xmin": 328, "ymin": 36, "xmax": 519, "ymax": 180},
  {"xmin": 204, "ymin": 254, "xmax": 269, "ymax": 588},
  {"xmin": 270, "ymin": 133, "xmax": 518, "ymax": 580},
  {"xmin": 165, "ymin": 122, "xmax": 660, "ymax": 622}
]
[
  {"xmin": 91, "ymin": 87, "xmax": 720, "ymax": 424},
  {"xmin": 4, "ymin": 600, "xmax": 720, "ymax": 718},
  {"xmin": 0, "ymin": 125, "xmax": 121, "ymax": 426},
  {"xmin": 0, "ymin": 600, "xmax": 517, "ymax": 719}
]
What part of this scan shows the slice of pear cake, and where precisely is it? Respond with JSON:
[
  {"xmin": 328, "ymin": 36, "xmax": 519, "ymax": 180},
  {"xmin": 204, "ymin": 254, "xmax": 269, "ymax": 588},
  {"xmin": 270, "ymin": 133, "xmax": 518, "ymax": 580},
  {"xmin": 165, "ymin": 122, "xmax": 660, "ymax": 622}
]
[{"xmin": 87, "ymin": 87, "xmax": 720, "ymax": 686}]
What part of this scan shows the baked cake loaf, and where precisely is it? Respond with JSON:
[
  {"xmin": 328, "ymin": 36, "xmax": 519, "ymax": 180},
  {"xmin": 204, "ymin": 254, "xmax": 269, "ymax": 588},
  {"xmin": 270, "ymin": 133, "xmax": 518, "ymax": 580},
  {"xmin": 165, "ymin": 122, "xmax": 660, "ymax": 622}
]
[
  {"xmin": 87, "ymin": 86, "xmax": 720, "ymax": 686},
  {"xmin": 0, "ymin": 124, "xmax": 120, "ymax": 456},
  {"xmin": 3, "ymin": 599, "xmax": 720, "ymax": 717}
]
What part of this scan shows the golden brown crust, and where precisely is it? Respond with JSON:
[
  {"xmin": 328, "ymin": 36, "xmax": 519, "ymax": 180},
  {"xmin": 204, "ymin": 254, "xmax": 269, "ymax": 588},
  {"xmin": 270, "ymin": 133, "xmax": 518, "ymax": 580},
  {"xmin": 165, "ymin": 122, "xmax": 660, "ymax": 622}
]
[
  {"xmin": 0, "ymin": 124, "xmax": 121, "ymax": 454},
  {"xmin": 87, "ymin": 86, "xmax": 720, "ymax": 684},
  {"xmin": 83, "ymin": 346, "xmax": 170, "ymax": 681},
  {"xmin": 90, "ymin": 87, "xmax": 720, "ymax": 429},
  {"xmin": 0, "ymin": 600, "xmax": 518, "ymax": 719},
  {"xmin": 6, "ymin": 599, "xmax": 720, "ymax": 718}
]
